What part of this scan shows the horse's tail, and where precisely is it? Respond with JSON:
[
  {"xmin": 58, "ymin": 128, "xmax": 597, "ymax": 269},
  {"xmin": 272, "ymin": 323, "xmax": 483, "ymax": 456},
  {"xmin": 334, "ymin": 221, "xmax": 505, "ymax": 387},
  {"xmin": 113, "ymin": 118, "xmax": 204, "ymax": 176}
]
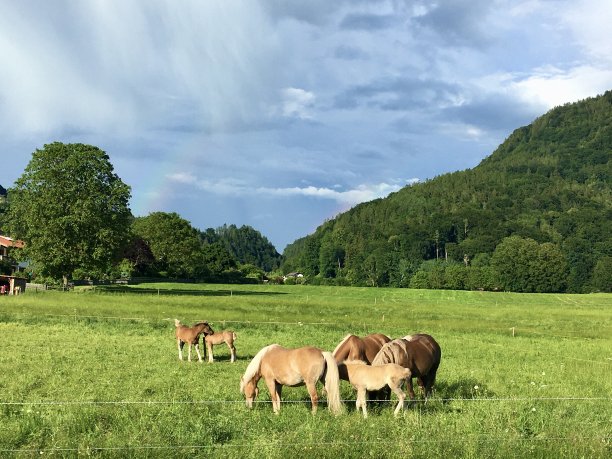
[
  {"xmin": 174, "ymin": 319, "xmax": 181, "ymax": 327},
  {"xmin": 232, "ymin": 331, "xmax": 237, "ymax": 341},
  {"xmin": 322, "ymin": 351, "xmax": 343, "ymax": 415}
]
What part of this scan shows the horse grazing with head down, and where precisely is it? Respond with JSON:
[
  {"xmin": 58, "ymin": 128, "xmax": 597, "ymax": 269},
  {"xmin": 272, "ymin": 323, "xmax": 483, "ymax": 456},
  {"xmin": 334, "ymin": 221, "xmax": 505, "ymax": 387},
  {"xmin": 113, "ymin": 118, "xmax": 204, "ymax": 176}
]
[
  {"xmin": 372, "ymin": 334, "xmax": 441, "ymax": 400},
  {"xmin": 240, "ymin": 344, "xmax": 342, "ymax": 415},
  {"xmin": 338, "ymin": 360, "xmax": 411, "ymax": 418},
  {"xmin": 204, "ymin": 329, "xmax": 237, "ymax": 363},
  {"xmin": 174, "ymin": 319, "xmax": 214, "ymax": 362},
  {"xmin": 332, "ymin": 333, "xmax": 391, "ymax": 364}
]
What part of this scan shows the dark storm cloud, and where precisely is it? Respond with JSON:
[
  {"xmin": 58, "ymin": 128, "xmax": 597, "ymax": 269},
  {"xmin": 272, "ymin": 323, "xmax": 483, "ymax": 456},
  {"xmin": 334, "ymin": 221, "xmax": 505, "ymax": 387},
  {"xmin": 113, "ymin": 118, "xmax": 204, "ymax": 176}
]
[
  {"xmin": 339, "ymin": 13, "xmax": 398, "ymax": 30},
  {"xmin": 413, "ymin": 0, "xmax": 494, "ymax": 47},
  {"xmin": 334, "ymin": 77, "xmax": 461, "ymax": 111}
]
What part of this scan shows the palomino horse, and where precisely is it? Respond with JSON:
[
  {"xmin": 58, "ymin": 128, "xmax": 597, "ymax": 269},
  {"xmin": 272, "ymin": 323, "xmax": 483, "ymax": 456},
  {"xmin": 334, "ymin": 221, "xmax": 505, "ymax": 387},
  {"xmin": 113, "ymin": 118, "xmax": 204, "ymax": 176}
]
[
  {"xmin": 338, "ymin": 360, "xmax": 411, "ymax": 418},
  {"xmin": 332, "ymin": 333, "xmax": 391, "ymax": 364},
  {"xmin": 174, "ymin": 319, "xmax": 214, "ymax": 362},
  {"xmin": 204, "ymin": 329, "xmax": 237, "ymax": 363},
  {"xmin": 240, "ymin": 344, "xmax": 342, "ymax": 415},
  {"xmin": 372, "ymin": 334, "xmax": 441, "ymax": 400}
]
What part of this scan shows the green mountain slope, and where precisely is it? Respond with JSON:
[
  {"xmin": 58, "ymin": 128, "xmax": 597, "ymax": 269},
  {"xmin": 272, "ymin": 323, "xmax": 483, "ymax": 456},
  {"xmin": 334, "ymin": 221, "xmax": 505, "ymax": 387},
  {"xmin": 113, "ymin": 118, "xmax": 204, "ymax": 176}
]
[{"xmin": 281, "ymin": 91, "xmax": 612, "ymax": 292}]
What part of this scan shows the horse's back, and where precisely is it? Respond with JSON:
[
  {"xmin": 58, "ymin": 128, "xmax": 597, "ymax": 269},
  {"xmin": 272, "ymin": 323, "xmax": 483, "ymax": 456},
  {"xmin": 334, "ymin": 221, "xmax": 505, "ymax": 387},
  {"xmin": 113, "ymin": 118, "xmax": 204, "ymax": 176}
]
[
  {"xmin": 334, "ymin": 333, "xmax": 390, "ymax": 364},
  {"xmin": 362, "ymin": 333, "xmax": 391, "ymax": 363},
  {"xmin": 262, "ymin": 346, "xmax": 326, "ymax": 385}
]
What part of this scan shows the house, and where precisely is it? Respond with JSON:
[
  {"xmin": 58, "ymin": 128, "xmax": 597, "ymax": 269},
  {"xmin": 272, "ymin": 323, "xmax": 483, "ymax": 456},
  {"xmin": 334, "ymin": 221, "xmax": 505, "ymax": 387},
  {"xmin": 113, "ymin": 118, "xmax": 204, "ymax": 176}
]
[
  {"xmin": 0, "ymin": 235, "xmax": 25, "ymax": 261},
  {"xmin": 283, "ymin": 272, "xmax": 304, "ymax": 281}
]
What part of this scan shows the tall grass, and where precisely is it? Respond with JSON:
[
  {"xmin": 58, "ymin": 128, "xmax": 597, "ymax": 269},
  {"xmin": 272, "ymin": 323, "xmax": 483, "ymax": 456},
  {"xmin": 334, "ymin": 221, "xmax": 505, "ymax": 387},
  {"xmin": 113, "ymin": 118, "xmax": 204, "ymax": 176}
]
[{"xmin": 0, "ymin": 284, "xmax": 610, "ymax": 458}]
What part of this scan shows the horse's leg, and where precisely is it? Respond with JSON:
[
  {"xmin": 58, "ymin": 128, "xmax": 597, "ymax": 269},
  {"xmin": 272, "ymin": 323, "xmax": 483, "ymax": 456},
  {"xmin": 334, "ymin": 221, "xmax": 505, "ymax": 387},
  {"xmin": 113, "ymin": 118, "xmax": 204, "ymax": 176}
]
[
  {"xmin": 357, "ymin": 387, "xmax": 367, "ymax": 418},
  {"xmin": 305, "ymin": 380, "xmax": 319, "ymax": 415},
  {"xmin": 417, "ymin": 377, "xmax": 426, "ymax": 398},
  {"xmin": 195, "ymin": 342, "xmax": 203, "ymax": 362},
  {"xmin": 229, "ymin": 342, "xmax": 236, "ymax": 363},
  {"xmin": 187, "ymin": 342, "xmax": 193, "ymax": 362},
  {"xmin": 207, "ymin": 341, "xmax": 214, "ymax": 363},
  {"xmin": 391, "ymin": 384, "xmax": 406, "ymax": 416},
  {"xmin": 407, "ymin": 377, "xmax": 416, "ymax": 401},
  {"xmin": 265, "ymin": 379, "xmax": 281, "ymax": 414},
  {"xmin": 177, "ymin": 339, "xmax": 184, "ymax": 361}
]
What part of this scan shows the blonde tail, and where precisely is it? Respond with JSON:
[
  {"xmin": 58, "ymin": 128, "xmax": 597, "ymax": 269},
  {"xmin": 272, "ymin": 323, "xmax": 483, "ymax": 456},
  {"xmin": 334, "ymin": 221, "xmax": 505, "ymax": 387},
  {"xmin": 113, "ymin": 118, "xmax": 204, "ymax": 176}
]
[
  {"xmin": 174, "ymin": 319, "xmax": 181, "ymax": 327},
  {"xmin": 322, "ymin": 351, "xmax": 343, "ymax": 415}
]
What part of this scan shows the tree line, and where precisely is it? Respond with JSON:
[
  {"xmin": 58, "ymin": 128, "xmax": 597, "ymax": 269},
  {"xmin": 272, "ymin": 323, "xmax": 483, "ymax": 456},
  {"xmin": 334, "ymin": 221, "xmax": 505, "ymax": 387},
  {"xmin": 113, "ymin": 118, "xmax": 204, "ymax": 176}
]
[{"xmin": 0, "ymin": 143, "xmax": 280, "ymax": 285}]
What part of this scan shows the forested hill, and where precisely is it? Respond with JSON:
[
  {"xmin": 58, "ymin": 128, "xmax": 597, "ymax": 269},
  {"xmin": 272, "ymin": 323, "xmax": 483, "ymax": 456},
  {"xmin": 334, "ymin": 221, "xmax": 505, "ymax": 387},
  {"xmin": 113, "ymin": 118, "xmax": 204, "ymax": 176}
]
[
  {"xmin": 200, "ymin": 224, "xmax": 281, "ymax": 272},
  {"xmin": 281, "ymin": 91, "xmax": 612, "ymax": 293}
]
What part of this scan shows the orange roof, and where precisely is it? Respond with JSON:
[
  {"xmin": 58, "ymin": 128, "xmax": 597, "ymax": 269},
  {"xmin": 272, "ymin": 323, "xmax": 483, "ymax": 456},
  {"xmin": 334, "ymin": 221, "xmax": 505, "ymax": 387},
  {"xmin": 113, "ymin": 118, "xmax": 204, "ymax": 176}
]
[{"xmin": 0, "ymin": 235, "xmax": 25, "ymax": 249}]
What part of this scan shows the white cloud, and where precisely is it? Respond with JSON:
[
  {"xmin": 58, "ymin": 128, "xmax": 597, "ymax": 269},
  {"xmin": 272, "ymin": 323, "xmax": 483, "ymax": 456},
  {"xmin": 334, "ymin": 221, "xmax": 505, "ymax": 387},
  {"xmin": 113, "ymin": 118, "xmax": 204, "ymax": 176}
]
[
  {"xmin": 512, "ymin": 65, "xmax": 612, "ymax": 109},
  {"xmin": 281, "ymin": 87, "xmax": 316, "ymax": 119},
  {"xmin": 167, "ymin": 172, "xmax": 418, "ymax": 206}
]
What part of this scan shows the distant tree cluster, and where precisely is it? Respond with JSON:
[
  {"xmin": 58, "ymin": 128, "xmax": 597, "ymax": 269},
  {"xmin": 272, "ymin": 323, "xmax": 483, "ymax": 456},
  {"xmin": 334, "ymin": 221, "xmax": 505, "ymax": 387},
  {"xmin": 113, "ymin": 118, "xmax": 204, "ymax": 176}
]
[
  {"xmin": 4, "ymin": 143, "xmax": 280, "ymax": 285},
  {"xmin": 281, "ymin": 91, "xmax": 612, "ymax": 293}
]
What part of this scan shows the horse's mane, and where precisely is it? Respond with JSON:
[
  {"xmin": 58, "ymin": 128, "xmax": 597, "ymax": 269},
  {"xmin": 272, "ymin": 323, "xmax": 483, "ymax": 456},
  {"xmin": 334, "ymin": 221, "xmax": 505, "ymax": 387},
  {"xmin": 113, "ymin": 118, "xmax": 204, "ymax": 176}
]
[
  {"xmin": 402, "ymin": 335, "xmax": 414, "ymax": 341},
  {"xmin": 332, "ymin": 334, "xmax": 354, "ymax": 357},
  {"xmin": 371, "ymin": 339, "xmax": 409, "ymax": 366},
  {"xmin": 241, "ymin": 344, "xmax": 280, "ymax": 385}
]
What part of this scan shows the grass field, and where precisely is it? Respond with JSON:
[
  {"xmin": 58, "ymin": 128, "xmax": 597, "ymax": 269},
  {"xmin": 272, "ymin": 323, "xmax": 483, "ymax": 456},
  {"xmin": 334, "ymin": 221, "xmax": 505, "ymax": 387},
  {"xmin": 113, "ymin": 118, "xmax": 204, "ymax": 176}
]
[{"xmin": 0, "ymin": 284, "xmax": 610, "ymax": 458}]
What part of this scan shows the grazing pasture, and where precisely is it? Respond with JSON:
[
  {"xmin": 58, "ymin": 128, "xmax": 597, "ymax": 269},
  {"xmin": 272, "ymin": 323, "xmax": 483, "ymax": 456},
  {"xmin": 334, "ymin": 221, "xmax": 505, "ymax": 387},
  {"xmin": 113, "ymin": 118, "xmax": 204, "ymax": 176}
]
[{"xmin": 0, "ymin": 284, "xmax": 610, "ymax": 458}]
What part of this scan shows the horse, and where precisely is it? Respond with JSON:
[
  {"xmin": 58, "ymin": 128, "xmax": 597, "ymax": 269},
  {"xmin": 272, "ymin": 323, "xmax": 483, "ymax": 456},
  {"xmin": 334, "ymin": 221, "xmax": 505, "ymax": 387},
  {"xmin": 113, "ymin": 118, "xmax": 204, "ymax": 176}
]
[
  {"xmin": 338, "ymin": 360, "xmax": 411, "ymax": 418},
  {"xmin": 371, "ymin": 334, "xmax": 441, "ymax": 400},
  {"xmin": 204, "ymin": 329, "xmax": 237, "ymax": 363},
  {"xmin": 174, "ymin": 319, "xmax": 214, "ymax": 362},
  {"xmin": 332, "ymin": 333, "xmax": 391, "ymax": 364},
  {"xmin": 240, "ymin": 344, "xmax": 342, "ymax": 415}
]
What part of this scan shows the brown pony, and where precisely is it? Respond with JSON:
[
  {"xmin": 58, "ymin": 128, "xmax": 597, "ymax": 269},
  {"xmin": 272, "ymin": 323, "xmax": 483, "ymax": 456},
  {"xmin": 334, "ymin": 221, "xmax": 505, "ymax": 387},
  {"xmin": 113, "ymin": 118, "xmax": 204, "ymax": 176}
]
[
  {"xmin": 204, "ymin": 330, "xmax": 237, "ymax": 363},
  {"xmin": 240, "ymin": 344, "xmax": 342, "ymax": 415},
  {"xmin": 332, "ymin": 333, "xmax": 391, "ymax": 364},
  {"xmin": 372, "ymin": 334, "xmax": 441, "ymax": 400},
  {"xmin": 174, "ymin": 319, "xmax": 214, "ymax": 362},
  {"xmin": 338, "ymin": 360, "xmax": 411, "ymax": 418}
]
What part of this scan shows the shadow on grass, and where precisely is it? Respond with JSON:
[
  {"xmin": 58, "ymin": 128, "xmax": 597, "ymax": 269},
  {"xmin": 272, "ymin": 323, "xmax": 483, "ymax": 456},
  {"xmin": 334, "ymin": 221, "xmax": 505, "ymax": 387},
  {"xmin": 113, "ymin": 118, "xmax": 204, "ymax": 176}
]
[{"xmin": 93, "ymin": 285, "xmax": 288, "ymax": 297}]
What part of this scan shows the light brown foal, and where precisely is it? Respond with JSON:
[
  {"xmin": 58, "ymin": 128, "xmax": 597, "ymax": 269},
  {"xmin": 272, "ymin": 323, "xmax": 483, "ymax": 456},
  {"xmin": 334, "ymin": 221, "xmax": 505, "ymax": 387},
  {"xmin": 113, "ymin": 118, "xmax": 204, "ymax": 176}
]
[
  {"xmin": 204, "ymin": 330, "xmax": 237, "ymax": 363},
  {"xmin": 174, "ymin": 319, "xmax": 214, "ymax": 362}
]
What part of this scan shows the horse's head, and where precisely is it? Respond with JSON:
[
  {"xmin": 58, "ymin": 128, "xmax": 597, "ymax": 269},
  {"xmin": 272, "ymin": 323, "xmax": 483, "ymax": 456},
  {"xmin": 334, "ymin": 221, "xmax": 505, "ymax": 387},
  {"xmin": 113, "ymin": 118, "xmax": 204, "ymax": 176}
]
[
  {"xmin": 196, "ymin": 321, "xmax": 214, "ymax": 336},
  {"xmin": 240, "ymin": 376, "xmax": 259, "ymax": 408}
]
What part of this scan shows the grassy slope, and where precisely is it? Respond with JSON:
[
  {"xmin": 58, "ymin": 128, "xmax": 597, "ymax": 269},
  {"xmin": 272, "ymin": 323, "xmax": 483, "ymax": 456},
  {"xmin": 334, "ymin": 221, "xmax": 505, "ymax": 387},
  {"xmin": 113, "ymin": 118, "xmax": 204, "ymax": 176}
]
[{"xmin": 0, "ymin": 284, "xmax": 610, "ymax": 458}]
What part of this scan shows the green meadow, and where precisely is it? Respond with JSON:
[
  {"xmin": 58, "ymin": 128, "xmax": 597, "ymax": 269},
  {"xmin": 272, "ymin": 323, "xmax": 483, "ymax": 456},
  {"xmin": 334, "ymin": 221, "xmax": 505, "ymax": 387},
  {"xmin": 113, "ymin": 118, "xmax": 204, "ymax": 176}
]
[{"xmin": 0, "ymin": 284, "xmax": 610, "ymax": 458}]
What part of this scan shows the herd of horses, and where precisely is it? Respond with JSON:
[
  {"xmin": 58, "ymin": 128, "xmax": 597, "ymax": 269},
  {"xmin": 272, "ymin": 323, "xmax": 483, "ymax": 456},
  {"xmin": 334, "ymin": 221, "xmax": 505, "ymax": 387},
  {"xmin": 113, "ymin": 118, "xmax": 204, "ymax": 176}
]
[{"xmin": 175, "ymin": 319, "xmax": 441, "ymax": 417}]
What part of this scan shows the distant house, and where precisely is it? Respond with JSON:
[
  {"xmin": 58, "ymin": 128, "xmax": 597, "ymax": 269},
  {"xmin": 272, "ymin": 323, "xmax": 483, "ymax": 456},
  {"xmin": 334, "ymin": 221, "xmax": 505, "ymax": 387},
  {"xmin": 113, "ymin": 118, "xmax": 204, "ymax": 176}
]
[
  {"xmin": 0, "ymin": 235, "xmax": 26, "ymax": 276},
  {"xmin": 283, "ymin": 272, "xmax": 304, "ymax": 281},
  {"xmin": 0, "ymin": 235, "xmax": 25, "ymax": 261}
]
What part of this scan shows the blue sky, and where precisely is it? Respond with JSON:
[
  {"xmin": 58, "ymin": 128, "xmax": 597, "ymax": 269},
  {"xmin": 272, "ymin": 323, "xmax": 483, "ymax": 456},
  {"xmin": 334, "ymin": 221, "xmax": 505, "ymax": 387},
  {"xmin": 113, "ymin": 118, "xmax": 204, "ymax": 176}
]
[{"xmin": 1, "ymin": 0, "xmax": 611, "ymax": 251}]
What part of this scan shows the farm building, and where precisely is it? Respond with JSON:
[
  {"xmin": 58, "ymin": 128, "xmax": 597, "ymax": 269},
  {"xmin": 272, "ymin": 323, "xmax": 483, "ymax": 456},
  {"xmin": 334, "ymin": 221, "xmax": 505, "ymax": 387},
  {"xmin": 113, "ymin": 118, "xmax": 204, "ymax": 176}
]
[
  {"xmin": 0, "ymin": 235, "xmax": 25, "ymax": 260},
  {"xmin": 0, "ymin": 274, "xmax": 26, "ymax": 295}
]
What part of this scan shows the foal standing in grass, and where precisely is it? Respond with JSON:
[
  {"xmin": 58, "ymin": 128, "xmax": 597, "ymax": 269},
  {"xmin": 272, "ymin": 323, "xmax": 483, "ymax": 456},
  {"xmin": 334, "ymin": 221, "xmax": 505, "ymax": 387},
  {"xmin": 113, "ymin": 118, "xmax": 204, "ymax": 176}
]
[
  {"xmin": 204, "ymin": 329, "xmax": 237, "ymax": 362},
  {"xmin": 338, "ymin": 360, "xmax": 411, "ymax": 418},
  {"xmin": 174, "ymin": 319, "xmax": 214, "ymax": 362}
]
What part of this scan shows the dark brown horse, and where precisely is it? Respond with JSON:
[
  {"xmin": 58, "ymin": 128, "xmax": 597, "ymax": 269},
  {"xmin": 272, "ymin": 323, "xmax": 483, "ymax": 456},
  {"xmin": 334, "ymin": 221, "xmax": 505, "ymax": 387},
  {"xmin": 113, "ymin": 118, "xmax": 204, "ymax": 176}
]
[
  {"xmin": 371, "ymin": 334, "xmax": 441, "ymax": 400},
  {"xmin": 174, "ymin": 319, "xmax": 214, "ymax": 362},
  {"xmin": 332, "ymin": 333, "xmax": 391, "ymax": 364}
]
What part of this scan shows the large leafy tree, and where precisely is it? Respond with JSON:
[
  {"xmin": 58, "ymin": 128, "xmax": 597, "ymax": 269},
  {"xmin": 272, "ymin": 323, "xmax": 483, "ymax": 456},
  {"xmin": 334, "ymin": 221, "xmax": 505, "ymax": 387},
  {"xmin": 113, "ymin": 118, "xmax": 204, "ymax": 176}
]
[
  {"xmin": 132, "ymin": 212, "xmax": 207, "ymax": 278},
  {"xmin": 8, "ymin": 142, "xmax": 132, "ymax": 285}
]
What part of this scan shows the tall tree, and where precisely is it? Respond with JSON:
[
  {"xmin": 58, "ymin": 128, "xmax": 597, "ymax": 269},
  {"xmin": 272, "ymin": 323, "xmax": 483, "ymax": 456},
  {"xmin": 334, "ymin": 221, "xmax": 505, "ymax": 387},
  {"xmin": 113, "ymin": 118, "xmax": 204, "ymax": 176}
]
[
  {"xmin": 132, "ymin": 212, "xmax": 206, "ymax": 278},
  {"xmin": 8, "ymin": 143, "xmax": 131, "ymax": 285}
]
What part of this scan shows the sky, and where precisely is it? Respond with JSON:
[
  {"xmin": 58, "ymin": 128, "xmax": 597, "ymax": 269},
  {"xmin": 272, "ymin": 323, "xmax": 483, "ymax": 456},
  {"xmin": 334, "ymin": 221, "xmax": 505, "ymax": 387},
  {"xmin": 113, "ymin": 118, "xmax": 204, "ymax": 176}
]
[{"xmin": 1, "ymin": 1, "xmax": 611, "ymax": 251}]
